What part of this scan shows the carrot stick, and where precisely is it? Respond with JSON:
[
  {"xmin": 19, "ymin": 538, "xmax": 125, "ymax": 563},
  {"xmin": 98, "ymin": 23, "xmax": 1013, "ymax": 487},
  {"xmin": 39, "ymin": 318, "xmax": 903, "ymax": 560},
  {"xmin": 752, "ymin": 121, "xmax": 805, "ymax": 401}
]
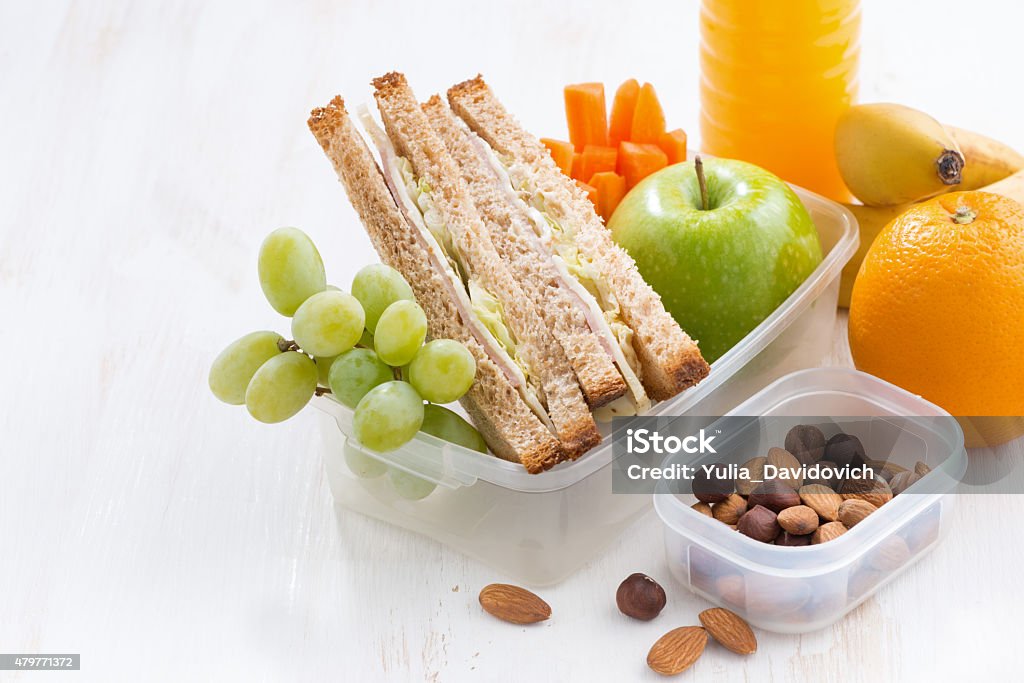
[
  {"xmin": 630, "ymin": 83, "xmax": 666, "ymax": 144},
  {"xmin": 617, "ymin": 141, "xmax": 668, "ymax": 189},
  {"xmin": 589, "ymin": 171, "xmax": 627, "ymax": 222},
  {"xmin": 608, "ymin": 79, "xmax": 640, "ymax": 148},
  {"xmin": 576, "ymin": 179, "xmax": 599, "ymax": 206},
  {"xmin": 658, "ymin": 129, "xmax": 688, "ymax": 165},
  {"xmin": 541, "ymin": 138, "xmax": 575, "ymax": 176},
  {"xmin": 580, "ymin": 145, "xmax": 618, "ymax": 183},
  {"xmin": 564, "ymin": 83, "xmax": 608, "ymax": 151}
]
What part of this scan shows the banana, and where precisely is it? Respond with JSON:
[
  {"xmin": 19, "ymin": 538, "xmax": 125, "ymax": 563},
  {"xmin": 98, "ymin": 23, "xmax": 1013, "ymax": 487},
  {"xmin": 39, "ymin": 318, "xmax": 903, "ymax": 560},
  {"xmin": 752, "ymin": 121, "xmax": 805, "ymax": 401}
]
[
  {"xmin": 838, "ymin": 130, "xmax": 1024, "ymax": 307},
  {"xmin": 835, "ymin": 103, "xmax": 964, "ymax": 206},
  {"xmin": 948, "ymin": 126, "xmax": 1024, "ymax": 189}
]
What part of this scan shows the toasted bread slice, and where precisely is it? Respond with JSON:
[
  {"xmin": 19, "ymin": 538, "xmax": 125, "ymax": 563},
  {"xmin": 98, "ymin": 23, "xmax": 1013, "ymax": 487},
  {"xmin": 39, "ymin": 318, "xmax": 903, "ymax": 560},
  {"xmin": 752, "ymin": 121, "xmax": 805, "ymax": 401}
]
[
  {"xmin": 307, "ymin": 96, "xmax": 562, "ymax": 472},
  {"xmin": 448, "ymin": 76, "xmax": 710, "ymax": 400},
  {"xmin": 372, "ymin": 72, "xmax": 601, "ymax": 460},
  {"xmin": 421, "ymin": 94, "xmax": 627, "ymax": 410}
]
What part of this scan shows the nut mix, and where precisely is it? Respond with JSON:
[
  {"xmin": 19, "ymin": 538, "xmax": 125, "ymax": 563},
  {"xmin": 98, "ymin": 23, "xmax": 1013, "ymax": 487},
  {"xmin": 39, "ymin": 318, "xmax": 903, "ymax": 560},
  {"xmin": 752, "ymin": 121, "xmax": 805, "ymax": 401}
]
[{"xmin": 688, "ymin": 425, "xmax": 933, "ymax": 546}]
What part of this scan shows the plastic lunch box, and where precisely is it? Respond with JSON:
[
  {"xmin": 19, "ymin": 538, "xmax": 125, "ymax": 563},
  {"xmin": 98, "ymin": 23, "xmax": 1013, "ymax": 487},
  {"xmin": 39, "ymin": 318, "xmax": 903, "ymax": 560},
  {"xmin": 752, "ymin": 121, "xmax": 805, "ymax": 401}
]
[
  {"xmin": 654, "ymin": 367, "xmax": 967, "ymax": 633},
  {"xmin": 314, "ymin": 185, "xmax": 859, "ymax": 586}
]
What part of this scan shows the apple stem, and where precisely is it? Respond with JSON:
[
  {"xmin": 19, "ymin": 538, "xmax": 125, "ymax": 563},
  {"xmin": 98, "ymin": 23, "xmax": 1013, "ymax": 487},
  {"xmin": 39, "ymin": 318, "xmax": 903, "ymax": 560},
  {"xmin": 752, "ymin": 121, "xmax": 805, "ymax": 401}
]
[{"xmin": 695, "ymin": 155, "xmax": 709, "ymax": 211}]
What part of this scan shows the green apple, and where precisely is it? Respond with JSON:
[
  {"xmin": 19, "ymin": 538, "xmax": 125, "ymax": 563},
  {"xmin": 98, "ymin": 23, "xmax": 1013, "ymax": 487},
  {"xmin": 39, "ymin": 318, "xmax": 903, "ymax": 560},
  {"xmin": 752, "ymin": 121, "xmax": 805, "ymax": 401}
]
[{"xmin": 609, "ymin": 157, "xmax": 822, "ymax": 362}]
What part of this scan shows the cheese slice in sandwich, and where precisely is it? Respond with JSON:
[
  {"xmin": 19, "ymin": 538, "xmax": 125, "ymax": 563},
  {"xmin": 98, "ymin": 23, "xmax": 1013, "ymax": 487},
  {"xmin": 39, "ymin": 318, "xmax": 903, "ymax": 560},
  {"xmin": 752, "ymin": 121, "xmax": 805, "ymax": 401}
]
[
  {"xmin": 307, "ymin": 96, "xmax": 564, "ymax": 473},
  {"xmin": 447, "ymin": 75, "xmax": 710, "ymax": 406},
  {"xmin": 369, "ymin": 72, "xmax": 601, "ymax": 461},
  {"xmin": 421, "ymin": 94, "xmax": 631, "ymax": 412}
]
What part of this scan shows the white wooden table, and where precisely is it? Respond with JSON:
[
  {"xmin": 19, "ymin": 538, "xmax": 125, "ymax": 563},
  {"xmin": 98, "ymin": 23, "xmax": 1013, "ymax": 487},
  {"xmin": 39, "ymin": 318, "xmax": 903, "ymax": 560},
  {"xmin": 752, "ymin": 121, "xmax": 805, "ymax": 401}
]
[{"xmin": 3, "ymin": 1, "xmax": 1022, "ymax": 680}]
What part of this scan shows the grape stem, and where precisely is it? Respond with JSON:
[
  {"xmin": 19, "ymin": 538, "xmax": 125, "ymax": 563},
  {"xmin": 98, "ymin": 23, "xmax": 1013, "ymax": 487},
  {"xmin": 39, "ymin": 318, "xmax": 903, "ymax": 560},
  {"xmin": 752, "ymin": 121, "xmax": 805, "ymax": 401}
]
[
  {"xmin": 277, "ymin": 339, "xmax": 301, "ymax": 353},
  {"xmin": 315, "ymin": 386, "xmax": 332, "ymax": 396}
]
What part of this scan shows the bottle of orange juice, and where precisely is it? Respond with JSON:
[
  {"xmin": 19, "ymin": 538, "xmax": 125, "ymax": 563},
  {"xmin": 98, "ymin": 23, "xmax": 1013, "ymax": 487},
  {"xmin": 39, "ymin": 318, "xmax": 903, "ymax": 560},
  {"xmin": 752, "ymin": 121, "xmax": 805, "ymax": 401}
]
[{"xmin": 699, "ymin": 0, "xmax": 860, "ymax": 201}]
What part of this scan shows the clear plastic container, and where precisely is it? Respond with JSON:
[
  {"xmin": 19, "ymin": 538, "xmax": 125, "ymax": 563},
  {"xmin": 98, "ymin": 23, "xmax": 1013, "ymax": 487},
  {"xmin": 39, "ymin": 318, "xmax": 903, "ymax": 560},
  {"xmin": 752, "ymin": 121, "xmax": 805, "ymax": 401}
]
[
  {"xmin": 315, "ymin": 186, "xmax": 858, "ymax": 586},
  {"xmin": 654, "ymin": 368, "xmax": 967, "ymax": 633}
]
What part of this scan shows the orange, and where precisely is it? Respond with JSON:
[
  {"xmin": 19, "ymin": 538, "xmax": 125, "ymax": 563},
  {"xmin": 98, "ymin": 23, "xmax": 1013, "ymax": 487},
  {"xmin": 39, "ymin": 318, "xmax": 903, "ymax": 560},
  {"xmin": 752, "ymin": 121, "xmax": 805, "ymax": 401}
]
[{"xmin": 849, "ymin": 191, "xmax": 1024, "ymax": 447}]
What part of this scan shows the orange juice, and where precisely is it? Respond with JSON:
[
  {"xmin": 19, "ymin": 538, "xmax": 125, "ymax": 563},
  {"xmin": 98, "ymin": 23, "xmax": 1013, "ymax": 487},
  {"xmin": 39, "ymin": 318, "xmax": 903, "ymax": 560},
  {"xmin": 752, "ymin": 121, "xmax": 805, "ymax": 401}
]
[{"xmin": 700, "ymin": 0, "xmax": 860, "ymax": 200}]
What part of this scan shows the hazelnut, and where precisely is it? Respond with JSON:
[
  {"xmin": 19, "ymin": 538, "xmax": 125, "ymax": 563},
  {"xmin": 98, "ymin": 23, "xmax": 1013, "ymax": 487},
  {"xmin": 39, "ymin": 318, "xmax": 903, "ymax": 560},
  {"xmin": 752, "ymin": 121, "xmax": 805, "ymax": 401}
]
[
  {"xmin": 692, "ymin": 462, "xmax": 734, "ymax": 504},
  {"xmin": 616, "ymin": 573, "xmax": 667, "ymax": 621},
  {"xmin": 775, "ymin": 531, "xmax": 813, "ymax": 547},
  {"xmin": 777, "ymin": 505, "xmax": 819, "ymax": 535},
  {"xmin": 824, "ymin": 433, "xmax": 867, "ymax": 469},
  {"xmin": 766, "ymin": 447, "xmax": 803, "ymax": 489},
  {"xmin": 812, "ymin": 521, "xmax": 848, "ymax": 544},
  {"xmin": 691, "ymin": 501, "xmax": 713, "ymax": 517},
  {"xmin": 737, "ymin": 505, "xmax": 780, "ymax": 543},
  {"xmin": 837, "ymin": 499, "xmax": 876, "ymax": 527},
  {"xmin": 735, "ymin": 456, "xmax": 766, "ymax": 496},
  {"xmin": 785, "ymin": 424, "xmax": 826, "ymax": 466},
  {"xmin": 711, "ymin": 494, "xmax": 747, "ymax": 525},
  {"xmin": 747, "ymin": 480, "xmax": 800, "ymax": 513}
]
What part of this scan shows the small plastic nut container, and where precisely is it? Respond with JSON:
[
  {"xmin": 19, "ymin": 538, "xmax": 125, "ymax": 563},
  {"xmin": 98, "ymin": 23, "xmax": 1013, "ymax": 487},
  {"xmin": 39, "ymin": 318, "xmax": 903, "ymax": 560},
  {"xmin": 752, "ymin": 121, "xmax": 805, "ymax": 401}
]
[
  {"xmin": 654, "ymin": 368, "xmax": 967, "ymax": 633},
  {"xmin": 315, "ymin": 186, "xmax": 858, "ymax": 587}
]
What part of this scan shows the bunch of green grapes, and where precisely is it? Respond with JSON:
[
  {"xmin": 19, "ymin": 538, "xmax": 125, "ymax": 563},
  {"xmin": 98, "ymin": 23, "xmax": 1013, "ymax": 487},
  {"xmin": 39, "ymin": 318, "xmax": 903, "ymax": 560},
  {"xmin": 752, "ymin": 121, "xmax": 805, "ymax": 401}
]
[{"xmin": 209, "ymin": 228, "xmax": 486, "ymax": 500}]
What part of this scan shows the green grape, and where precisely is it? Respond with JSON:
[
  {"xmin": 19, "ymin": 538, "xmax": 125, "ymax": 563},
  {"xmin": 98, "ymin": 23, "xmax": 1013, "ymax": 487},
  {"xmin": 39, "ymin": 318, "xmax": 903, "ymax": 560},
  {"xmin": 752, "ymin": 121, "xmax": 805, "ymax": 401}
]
[
  {"xmin": 328, "ymin": 348, "xmax": 394, "ymax": 409},
  {"xmin": 388, "ymin": 467, "xmax": 437, "ymax": 500},
  {"xmin": 374, "ymin": 300, "xmax": 427, "ymax": 366},
  {"xmin": 351, "ymin": 264, "xmax": 414, "ymax": 333},
  {"xmin": 314, "ymin": 355, "xmax": 337, "ymax": 386},
  {"xmin": 245, "ymin": 352, "xmax": 317, "ymax": 423},
  {"xmin": 209, "ymin": 331, "xmax": 284, "ymax": 404},
  {"xmin": 258, "ymin": 227, "xmax": 326, "ymax": 316},
  {"xmin": 408, "ymin": 339, "xmax": 476, "ymax": 404},
  {"xmin": 291, "ymin": 290, "xmax": 365, "ymax": 357},
  {"xmin": 344, "ymin": 440, "xmax": 387, "ymax": 479},
  {"xmin": 420, "ymin": 404, "xmax": 488, "ymax": 453},
  {"xmin": 352, "ymin": 381, "xmax": 424, "ymax": 451},
  {"xmin": 357, "ymin": 328, "xmax": 374, "ymax": 349},
  {"xmin": 326, "ymin": 284, "xmax": 341, "ymax": 291}
]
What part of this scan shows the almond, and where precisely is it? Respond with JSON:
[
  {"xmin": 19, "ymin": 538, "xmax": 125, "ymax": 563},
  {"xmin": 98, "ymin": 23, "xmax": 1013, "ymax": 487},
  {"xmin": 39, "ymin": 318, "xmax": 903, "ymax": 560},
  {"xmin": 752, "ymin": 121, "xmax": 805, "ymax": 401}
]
[
  {"xmin": 711, "ymin": 494, "xmax": 747, "ymax": 525},
  {"xmin": 735, "ymin": 456, "xmax": 766, "ymax": 496},
  {"xmin": 840, "ymin": 475, "xmax": 893, "ymax": 507},
  {"xmin": 868, "ymin": 536, "xmax": 911, "ymax": 571},
  {"xmin": 867, "ymin": 459, "xmax": 908, "ymax": 483},
  {"xmin": 799, "ymin": 484, "xmax": 842, "ymax": 522},
  {"xmin": 889, "ymin": 470, "xmax": 921, "ymax": 495},
  {"xmin": 812, "ymin": 521, "xmax": 848, "ymax": 544},
  {"xmin": 838, "ymin": 499, "xmax": 876, "ymax": 527},
  {"xmin": 914, "ymin": 461, "xmax": 932, "ymax": 477},
  {"xmin": 691, "ymin": 501, "xmax": 713, "ymax": 517},
  {"xmin": 766, "ymin": 447, "xmax": 803, "ymax": 489},
  {"xmin": 777, "ymin": 505, "xmax": 819, "ymax": 535},
  {"xmin": 698, "ymin": 607, "xmax": 757, "ymax": 655},
  {"xmin": 478, "ymin": 584, "xmax": 551, "ymax": 624},
  {"xmin": 647, "ymin": 626, "xmax": 708, "ymax": 675}
]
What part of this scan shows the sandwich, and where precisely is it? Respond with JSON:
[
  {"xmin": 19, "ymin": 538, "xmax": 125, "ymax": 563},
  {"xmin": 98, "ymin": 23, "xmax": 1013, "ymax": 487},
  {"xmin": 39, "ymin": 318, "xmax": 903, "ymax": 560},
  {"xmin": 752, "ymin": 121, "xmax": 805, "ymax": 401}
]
[
  {"xmin": 308, "ymin": 72, "xmax": 709, "ymax": 473},
  {"xmin": 421, "ymin": 95, "xmax": 629, "ymax": 412},
  {"xmin": 309, "ymin": 74, "xmax": 601, "ymax": 471},
  {"xmin": 447, "ymin": 76, "xmax": 709, "ymax": 403}
]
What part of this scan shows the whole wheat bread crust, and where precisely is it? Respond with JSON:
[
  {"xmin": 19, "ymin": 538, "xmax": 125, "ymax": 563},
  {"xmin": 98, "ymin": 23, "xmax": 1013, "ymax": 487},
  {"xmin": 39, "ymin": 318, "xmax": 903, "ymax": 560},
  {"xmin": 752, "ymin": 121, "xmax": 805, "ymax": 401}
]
[
  {"xmin": 307, "ymin": 96, "xmax": 562, "ymax": 472},
  {"xmin": 421, "ymin": 95, "xmax": 626, "ymax": 410},
  {"xmin": 372, "ymin": 73, "xmax": 600, "ymax": 460},
  {"xmin": 448, "ymin": 76, "xmax": 710, "ymax": 400}
]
